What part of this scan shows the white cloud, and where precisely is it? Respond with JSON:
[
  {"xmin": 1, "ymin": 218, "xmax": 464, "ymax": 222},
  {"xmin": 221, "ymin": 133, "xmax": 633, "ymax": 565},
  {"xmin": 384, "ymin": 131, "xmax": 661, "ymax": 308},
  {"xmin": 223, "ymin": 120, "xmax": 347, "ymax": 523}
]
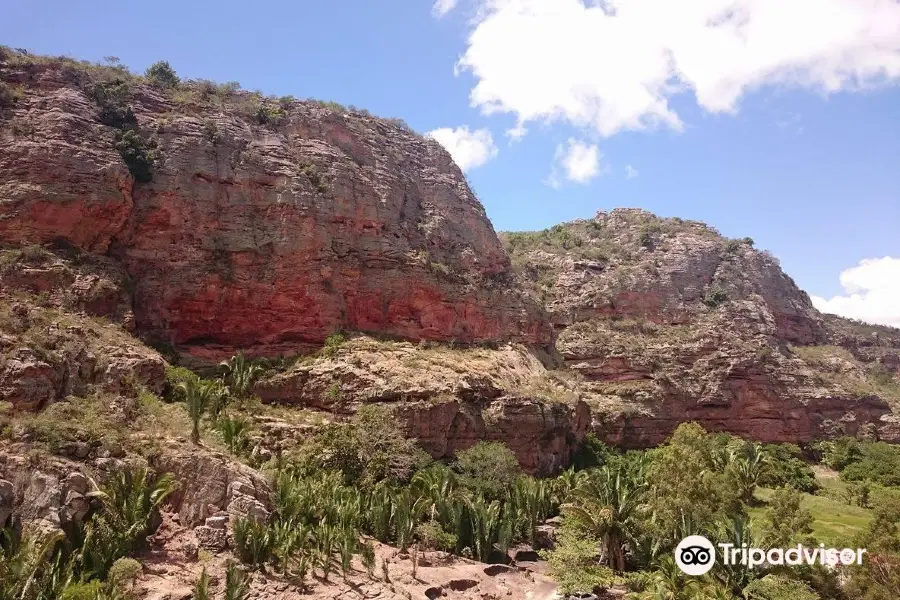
[
  {"xmin": 548, "ymin": 138, "xmax": 604, "ymax": 187},
  {"xmin": 812, "ymin": 257, "xmax": 900, "ymax": 328},
  {"xmin": 625, "ymin": 164, "xmax": 639, "ymax": 179},
  {"xmin": 432, "ymin": 0, "xmax": 458, "ymax": 18},
  {"xmin": 454, "ymin": 0, "xmax": 900, "ymax": 139},
  {"xmin": 505, "ymin": 122, "xmax": 528, "ymax": 142},
  {"xmin": 426, "ymin": 126, "xmax": 499, "ymax": 171}
]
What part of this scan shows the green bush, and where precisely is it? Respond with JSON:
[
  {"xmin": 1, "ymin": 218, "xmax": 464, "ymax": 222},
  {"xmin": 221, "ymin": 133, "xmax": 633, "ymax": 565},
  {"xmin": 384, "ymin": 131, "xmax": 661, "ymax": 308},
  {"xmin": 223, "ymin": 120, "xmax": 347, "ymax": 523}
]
[
  {"xmin": 114, "ymin": 128, "xmax": 157, "ymax": 183},
  {"xmin": 233, "ymin": 518, "xmax": 275, "ymax": 570},
  {"xmin": 845, "ymin": 497, "xmax": 900, "ymax": 599},
  {"xmin": 453, "ymin": 441, "xmax": 521, "ymax": 501},
  {"xmin": 163, "ymin": 365, "xmax": 198, "ymax": 400},
  {"xmin": 0, "ymin": 81, "xmax": 23, "ymax": 107},
  {"xmin": 88, "ymin": 79, "xmax": 136, "ymax": 129},
  {"xmin": 145, "ymin": 60, "xmax": 179, "ymax": 88},
  {"xmin": 295, "ymin": 404, "xmax": 429, "ymax": 487},
  {"xmin": 107, "ymin": 556, "xmax": 141, "ymax": 589},
  {"xmin": 415, "ymin": 521, "xmax": 458, "ymax": 552},
  {"xmin": 572, "ymin": 433, "xmax": 619, "ymax": 470},
  {"xmin": 301, "ymin": 163, "xmax": 327, "ymax": 193},
  {"xmin": 841, "ymin": 442, "xmax": 900, "ymax": 487},
  {"xmin": 743, "ymin": 575, "xmax": 819, "ymax": 600},
  {"xmin": 814, "ymin": 437, "xmax": 862, "ymax": 470},
  {"xmin": 759, "ymin": 444, "xmax": 819, "ymax": 493},
  {"xmin": 725, "ymin": 239, "xmax": 743, "ymax": 254},
  {"xmin": 321, "ymin": 332, "xmax": 345, "ymax": 357},
  {"xmin": 703, "ymin": 288, "xmax": 728, "ymax": 308},
  {"xmin": 870, "ymin": 363, "xmax": 896, "ymax": 386},
  {"xmin": 251, "ymin": 101, "xmax": 285, "ymax": 125}
]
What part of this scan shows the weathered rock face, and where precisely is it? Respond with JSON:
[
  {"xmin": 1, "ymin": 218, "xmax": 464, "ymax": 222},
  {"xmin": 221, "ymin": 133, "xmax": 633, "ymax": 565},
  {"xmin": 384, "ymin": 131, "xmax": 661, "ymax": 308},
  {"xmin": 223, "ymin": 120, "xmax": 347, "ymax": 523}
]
[
  {"xmin": 150, "ymin": 445, "xmax": 272, "ymax": 527},
  {"xmin": 502, "ymin": 209, "xmax": 900, "ymax": 446},
  {"xmin": 398, "ymin": 397, "xmax": 590, "ymax": 475},
  {"xmin": 256, "ymin": 337, "xmax": 586, "ymax": 474},
  {"xmin": 0, "ymin": 57, "xmax": 551, "ymax": 361},
  {"xmin": 0, "ymin": 302, "xmax": 164, "ymax": 411}
]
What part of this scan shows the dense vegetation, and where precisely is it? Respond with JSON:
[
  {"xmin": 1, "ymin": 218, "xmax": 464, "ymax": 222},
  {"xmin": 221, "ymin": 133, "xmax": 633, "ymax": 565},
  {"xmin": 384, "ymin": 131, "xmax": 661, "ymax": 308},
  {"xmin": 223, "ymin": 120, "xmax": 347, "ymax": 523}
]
[
  {"xmin": 0, "ymin": 468, "xmax": 174, "ymax": 600},
  {"xmin": 2, "ymin": 336, "xmax": 900, "ymax": 600}
]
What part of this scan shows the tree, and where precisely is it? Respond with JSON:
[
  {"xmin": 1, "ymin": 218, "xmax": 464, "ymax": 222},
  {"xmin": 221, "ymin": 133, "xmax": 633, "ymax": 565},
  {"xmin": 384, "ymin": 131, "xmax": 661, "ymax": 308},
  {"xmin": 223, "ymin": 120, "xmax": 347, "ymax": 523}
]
[
  {"xmin": 647, "ymin": 423, "xmax": 741, "ymax": 540},
  {"xmin": 78, "ymin": 468, "xmax": 176, "ymax": 579},
  {"xmin": 177, "ymin": 378, "xmax": 219, "ymax": 444},
  {"xmin": 144, "ymin": 60, "xmax": 179, "ymax": 88},
  {"xmin": 0, "ymin": 528, "xmax": 67, "ymax": 600},
  {"xmin": 454, "ymin": 441, "xmax": 522, "ymax": 501},
  {"xmin": 219, "ymin": 352, "xmax": 262, "ymax": 399},
  {"xmin": 728, "ymin": 442, "xmax": 767, "ymax": 505},
  {"xmin": 846, "ymin": 498, "xmax": 900, "ymax": 600},
  {"xmin": 541, "ymin": 520, "xmax": 616, "ymax": 596},
  {"xmin": 296, "ymin": 404, "xmax": 429, "ymax": 487},
  {"xmin": 762, "ymin": 487, "xmax": 813, "ymax": 548},
  {"xmin": 565, "ymin": 464, "xmax": 646, "ymax": 572},
  {"xmin": 743, "ymin": 575, "xmax": 819, "ymax": 600}
]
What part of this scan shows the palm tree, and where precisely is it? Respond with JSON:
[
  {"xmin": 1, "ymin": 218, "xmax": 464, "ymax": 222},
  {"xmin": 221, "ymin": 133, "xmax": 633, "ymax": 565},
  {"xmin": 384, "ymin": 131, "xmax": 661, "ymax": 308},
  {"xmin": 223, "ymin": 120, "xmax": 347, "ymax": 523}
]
[
  {"xmin": 219, "ymin": 352, "xmax": 263, "ymax": 399},
  {"xmin": 0, "ymin": 528, "xmax": 67, "ymax": 600},
  {"xmin": 566, "ymin": 464, "xmax": 646, "ymax": 572},
  {"xmin": 714, "ymin": 514, "xmax": 761, "ymax": 594},
  {"xmin": 218, "ymin": 414, "xmax": 250, "ymax": 455},
  {"xmin": 177, "ymin": 378, "xmax": 219, "ymax": 444},
  {"xmin": 632, "ymin": 555, "xmax": 705, "ymax": 600},
  {"xmin": 79, "ymin": 468, "xmax": 177, "ymax": 579},
  {"xmin": 730, "ymin": 443, "xmax": 767, "ymax": 505},
  {"xmin": 193, "ymin": 566, "xmax": 211, "ymax": 600}
]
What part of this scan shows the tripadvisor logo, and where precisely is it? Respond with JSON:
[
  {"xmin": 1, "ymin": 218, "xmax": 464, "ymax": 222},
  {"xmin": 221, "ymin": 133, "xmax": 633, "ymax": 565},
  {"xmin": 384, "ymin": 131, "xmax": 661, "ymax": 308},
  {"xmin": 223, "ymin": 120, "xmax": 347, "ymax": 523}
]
[
  {"xmin": 675, "ymin": 536, "xmax": 717, "ymax": 576},
  {"xmin": 675, "ymin": 535, "xmax": 868, "ymax": 576}
]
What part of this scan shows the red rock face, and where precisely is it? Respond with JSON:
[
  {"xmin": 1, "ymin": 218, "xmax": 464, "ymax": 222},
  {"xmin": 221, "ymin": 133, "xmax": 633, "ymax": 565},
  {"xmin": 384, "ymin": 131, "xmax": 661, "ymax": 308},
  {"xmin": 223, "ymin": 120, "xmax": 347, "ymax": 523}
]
[
  {"xmin": 398, "ymin": 398, "xmax": 591, "ymax": 475},
  {"xmin": 597, "ymin": 390, "xmax": 899, "ymax": 448},
  {"xmin": 0, "ymin": 61, "xmax": 551, "ymax": 359}
]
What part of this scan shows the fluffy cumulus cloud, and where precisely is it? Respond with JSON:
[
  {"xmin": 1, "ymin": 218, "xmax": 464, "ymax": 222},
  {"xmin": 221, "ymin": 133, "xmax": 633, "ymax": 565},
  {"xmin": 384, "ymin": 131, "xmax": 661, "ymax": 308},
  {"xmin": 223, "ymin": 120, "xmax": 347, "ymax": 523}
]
[
  {"xmin": 812, "ymin": 257, "xmax": 900, "ymax": 328},
  {"xmin": 548, "ymin": 138, "xmax": 604, "ymax": 187},
  {"xmin": 625, "ymin": 164, "xmax": 639, "ymax": 179},
  {"xmin": 432, "ymin": 0, "xmax": 458, "ymax": 18},
  {"xmin": 426, "ymin": 126, "xmax": 499, "ymax": 171},
  {"xmin": 445, "ymin": 0, "xmax": 900, "ymax": 139}
]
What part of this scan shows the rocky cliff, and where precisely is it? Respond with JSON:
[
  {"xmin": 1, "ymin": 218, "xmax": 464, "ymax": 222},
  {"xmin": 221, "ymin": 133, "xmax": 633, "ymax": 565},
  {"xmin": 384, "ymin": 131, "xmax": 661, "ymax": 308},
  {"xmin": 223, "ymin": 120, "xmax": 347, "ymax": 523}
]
[
  {"xmin": 1, "ymin": 49, "xmax": 899, "ymax": 472},
  {"xmin": 0, "ymin": 51, "xmax": 551, "ymax": 364},
  {"xmin": 501, "ymin": 209, "xmax": 900, "ymax": 446}
]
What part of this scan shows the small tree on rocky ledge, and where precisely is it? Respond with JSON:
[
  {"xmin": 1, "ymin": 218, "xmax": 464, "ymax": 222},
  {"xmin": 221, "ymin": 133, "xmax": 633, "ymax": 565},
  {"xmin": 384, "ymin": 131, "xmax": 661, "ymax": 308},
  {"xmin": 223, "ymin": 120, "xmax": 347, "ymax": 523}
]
[{"xmin": 177, "ymin": 378, "xmax": 218, "ymax": 444}]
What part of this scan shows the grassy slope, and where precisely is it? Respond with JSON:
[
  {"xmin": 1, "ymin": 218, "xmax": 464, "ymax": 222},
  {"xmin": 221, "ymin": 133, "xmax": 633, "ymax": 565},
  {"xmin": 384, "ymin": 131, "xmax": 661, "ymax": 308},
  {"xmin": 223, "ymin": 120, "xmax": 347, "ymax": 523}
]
[{"xmin": 748, "ymin": 469, "xmax": 900, "ymax": 546}]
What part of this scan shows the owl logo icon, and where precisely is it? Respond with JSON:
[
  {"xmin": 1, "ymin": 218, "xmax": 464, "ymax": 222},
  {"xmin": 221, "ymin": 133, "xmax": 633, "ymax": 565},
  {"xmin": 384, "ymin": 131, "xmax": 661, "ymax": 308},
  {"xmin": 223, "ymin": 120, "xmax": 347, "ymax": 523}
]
[{"xmin": 675, "ymin": 535, "xmax": 716, "ymax": 576}]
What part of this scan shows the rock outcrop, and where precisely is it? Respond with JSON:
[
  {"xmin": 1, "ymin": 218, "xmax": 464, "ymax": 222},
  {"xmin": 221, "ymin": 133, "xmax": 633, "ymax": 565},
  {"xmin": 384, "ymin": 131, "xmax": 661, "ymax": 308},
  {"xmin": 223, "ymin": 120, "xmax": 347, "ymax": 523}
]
[
  {"xmin": 502, "ymin": 209, "xmax": 900, "ymax": 446},
  {"xmin": 0, "ymin": 54, "xmax": 551, "ymax": 363},
  {"xmin": 1, "ymin": 51, "xmax": 899, "ymax": 466}
]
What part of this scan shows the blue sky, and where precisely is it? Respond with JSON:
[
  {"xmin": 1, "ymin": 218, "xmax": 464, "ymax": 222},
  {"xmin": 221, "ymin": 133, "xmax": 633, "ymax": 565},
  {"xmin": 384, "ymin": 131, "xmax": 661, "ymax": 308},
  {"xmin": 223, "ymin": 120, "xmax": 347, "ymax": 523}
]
[{"xmin": 3, "ymin": 0, "xmax": 899, "ymax": 325}]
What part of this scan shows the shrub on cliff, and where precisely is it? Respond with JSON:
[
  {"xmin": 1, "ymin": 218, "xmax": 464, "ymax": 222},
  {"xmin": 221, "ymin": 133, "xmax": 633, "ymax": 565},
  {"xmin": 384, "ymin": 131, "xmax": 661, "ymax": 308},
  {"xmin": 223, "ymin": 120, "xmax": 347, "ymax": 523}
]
[
  {"xmin": 114, "ymin": 129, "xmax": 157, "ymax": 183},
  {"xmin": 145, "ymin": 60, "xmax": 179, "ymax": 89},
  {"xmin": 0, "ymin": 81, "xmax": 23, "ymax": 107}
]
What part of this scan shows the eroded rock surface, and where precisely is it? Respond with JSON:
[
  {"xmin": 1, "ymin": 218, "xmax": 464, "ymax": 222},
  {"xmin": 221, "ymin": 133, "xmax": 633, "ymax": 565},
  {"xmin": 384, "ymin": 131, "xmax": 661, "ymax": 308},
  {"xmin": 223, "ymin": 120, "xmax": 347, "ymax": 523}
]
[
  {"xmin": 502, "ymin": 209, "xmax": 900, "ymax": 445},
  {"xmin": 0, "ymin": 58, "xmax": 551, "ymax": 362}
]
